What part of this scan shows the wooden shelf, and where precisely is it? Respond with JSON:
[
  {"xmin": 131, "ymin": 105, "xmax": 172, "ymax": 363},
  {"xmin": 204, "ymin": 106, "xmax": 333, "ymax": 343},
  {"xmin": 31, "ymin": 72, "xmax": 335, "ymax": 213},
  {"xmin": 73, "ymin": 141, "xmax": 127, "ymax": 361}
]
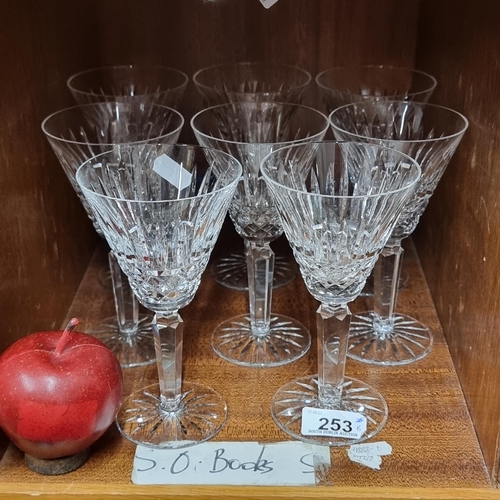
[{"xmin": 0, "ymin": 230, "xmax": 495, "ymax": 499}]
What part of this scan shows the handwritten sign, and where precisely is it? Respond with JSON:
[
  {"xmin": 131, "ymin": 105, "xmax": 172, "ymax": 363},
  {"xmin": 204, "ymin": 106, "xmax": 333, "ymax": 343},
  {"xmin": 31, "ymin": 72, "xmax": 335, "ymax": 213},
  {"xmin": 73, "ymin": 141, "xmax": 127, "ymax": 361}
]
[
  {"xmin": 347, "ymin": 441, "xmax": 392, "ymax": 470},
  {"xmin": 132, "ymin": 441, "xmax": 331, "ymax": 485}
]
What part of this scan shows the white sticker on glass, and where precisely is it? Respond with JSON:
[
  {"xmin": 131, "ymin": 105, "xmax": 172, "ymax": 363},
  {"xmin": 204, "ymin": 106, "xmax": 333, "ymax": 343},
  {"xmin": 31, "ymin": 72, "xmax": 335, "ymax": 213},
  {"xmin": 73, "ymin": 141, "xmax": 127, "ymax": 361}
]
[{"xmin": 153, "ymin": 154, "xmax": 192, "ymax": 191}]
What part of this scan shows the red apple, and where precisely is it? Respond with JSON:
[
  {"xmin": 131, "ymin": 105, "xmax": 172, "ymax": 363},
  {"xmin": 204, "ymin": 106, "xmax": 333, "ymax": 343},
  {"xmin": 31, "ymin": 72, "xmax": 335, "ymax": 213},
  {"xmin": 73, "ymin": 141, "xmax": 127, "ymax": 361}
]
[{"xmin": 0, "ymin": 319, "xmax": 123, "ymax": 459}]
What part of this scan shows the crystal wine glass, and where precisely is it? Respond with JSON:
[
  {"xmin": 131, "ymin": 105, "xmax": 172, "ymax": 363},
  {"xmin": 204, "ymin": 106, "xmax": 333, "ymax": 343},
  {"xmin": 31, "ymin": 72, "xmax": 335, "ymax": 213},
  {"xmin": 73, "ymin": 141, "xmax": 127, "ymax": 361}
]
[
  {"xmin": 76, "ymin": 143, "xmax": 241, "ymax": 448},
  {"xmin": 316, "ymin": 65, "xmax": 437, "ymax": 296},
  {"xmin": 330, "ymin": 101, "xmax": 468, "ymax": 365},
  {"xmin": 42, "ymin": 101, "xmax": 184, "ymax": 368},
  {"xmin": 193, "ymin": 62, "xmax": 312, "ymax": 291},
  {"xmin": 67, "ymin": 64, "xmax": 188, "ymax": 109},
  {"xmin": 67, "ymin": 64, "xmax": 188, "ymax": 353},
  {"xmin": 316, "ymin": 65, "xmax": 437, "ymax": 114},
  {"xmin": 192, "ymin": 101, "xmax": 329, "ymax": 367},
  {"xmin": 261, "ymin": 141, "xmax": 420, "ymax": 445},
  {"xmin": 193, "ymin": 61, "xmax": 311, "ymax": 106}
]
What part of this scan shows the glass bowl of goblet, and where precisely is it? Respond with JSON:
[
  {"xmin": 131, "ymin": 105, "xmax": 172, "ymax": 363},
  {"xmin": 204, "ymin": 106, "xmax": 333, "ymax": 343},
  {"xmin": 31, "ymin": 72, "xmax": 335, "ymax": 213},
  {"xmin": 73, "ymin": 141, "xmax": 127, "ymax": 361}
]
[
  {"xmin": 316, "ymin": 65, "xmax": 437, "ymax": 297},
  {"xmin": 194, "ymin": 61, "xmax": 311, "ymax": 106},
  {"xmin": 67, "ymin": 64, "xmax": 188, "ymax": 109},
  {"xmin": 316, "ymin": 65, "xmax": 437, "ymax": 114},
  {"xmin": 193, "ymin": 62, "xmax": 312, "ymax": 291},
  {"xmin": 42, "ymin": 101, "xmax": 184, "ymax": 368}
]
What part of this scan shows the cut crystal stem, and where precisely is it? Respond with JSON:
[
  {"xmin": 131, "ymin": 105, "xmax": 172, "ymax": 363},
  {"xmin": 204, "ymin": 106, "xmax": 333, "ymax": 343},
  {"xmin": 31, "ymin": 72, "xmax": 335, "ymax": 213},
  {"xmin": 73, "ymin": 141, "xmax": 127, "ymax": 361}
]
[
  {"xmin": 108, "ymin": 251, "xmax": 140, "ymax": 336},
  {"xmin": 153, "ymin": 313, "xmax": 183, "ymax": 409},
  {"xmin": 246, "ymin": 242, "xmax": 274, "ymax": 336},
  {"xmin": 373, "ymin": 242, "xmax": 404, "ymax": 334},
  {"xmin": 317, "ymin": 303, "xmax": 351, "ymax": 408}
]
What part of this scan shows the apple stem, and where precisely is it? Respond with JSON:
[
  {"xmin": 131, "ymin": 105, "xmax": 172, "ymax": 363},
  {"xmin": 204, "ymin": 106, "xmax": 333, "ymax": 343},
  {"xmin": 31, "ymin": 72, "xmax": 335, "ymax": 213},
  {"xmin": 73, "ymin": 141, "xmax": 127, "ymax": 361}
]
[{"xmin": 55, "ymin": 318, "xmax": 80, "ymax": 355}]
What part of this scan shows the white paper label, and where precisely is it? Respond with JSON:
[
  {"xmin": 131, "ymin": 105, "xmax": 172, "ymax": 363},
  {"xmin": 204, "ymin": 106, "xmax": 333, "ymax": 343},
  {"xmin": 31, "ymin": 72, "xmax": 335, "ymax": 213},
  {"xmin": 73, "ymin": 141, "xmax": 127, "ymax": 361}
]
[
  {"xmin": 349, "ymin": 441, "xmax": 392, "ymax": 456},
  {"xmin": 260, "ymin": 0, "xmax": 279, "ymax": 8},
  {"xmin": 347, "ymin": 441, "xmax": 392, "ymax": 470},
  {"xmin": 348, "ymin": 451, "xmax": 383, "ymax": 470},
  {"xmin": 132, "ymin": 441, "xmax": 330, "ymax": 485},
  {"xmin": 301, "ymin": 407, "xmax": 367, "ymax": 439},
  {"xmin": 153, "ymin": 154, "xmax": 192, "ymax": 191}
]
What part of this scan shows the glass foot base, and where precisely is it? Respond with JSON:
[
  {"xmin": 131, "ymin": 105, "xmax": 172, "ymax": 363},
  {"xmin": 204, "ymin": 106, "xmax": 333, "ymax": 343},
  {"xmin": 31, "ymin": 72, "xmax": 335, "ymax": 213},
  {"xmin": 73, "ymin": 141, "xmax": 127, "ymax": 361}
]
[
  {"xmin": 116, "ymin": 382, "xmax": 228, "ymax": 449},
  {"xmin": 359, "ymin": 269, "xmax": 410, "ymax": 297},
  {"xmin": 210, "ymin": 252, "xmax": 296, "ymax": 291},
  {"xmin": 97, "ymin": 267, "xmax": 114, "ymax": 290},
  {"xmin": 271, "ymin": 375, "xmax": 388, "ymax": 446},
  {"xmin": 212, "ymin": 314, "xmax": 310, "ymax": 367},
  {"xmin": 85, "ymin": 314, "xmax": 156, "ymax": 368},
  {"xmin": 348, "ymin": 311, "xmax": 433, "ymax": 366}
]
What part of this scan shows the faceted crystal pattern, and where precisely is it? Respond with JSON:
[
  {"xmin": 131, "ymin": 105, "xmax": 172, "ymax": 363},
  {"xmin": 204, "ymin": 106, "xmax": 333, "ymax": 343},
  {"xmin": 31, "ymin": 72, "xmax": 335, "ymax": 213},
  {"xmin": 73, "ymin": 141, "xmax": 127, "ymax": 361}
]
[
  {"xmin": 330, "ymin": 101, "xmax": 468, "ymax": 241},
  {"xmin": 210, "ymin": 252, "xmax": 296, "ymax": 290},
  {"xmin": 85, "ymin": 313, "xmax": 155, "ymax": 368},
  {"xmin": 192, "ymin": 102, "xmax": 329, "ymax": 244},
  {"xmin": 68, "ymin": 65, "xmax": 188, "ymax": 109},
  {"xmin": 117, "ymin": 382, "xmax": 228, "ymax": 448},
  {"xmin": 193, "ymin": 62, "xmax": 311, "ymax": 108},
  {"xmin": 262, "ymin": 142, "xmax": 420, "ymax": 305},
  {"xmin": 349, "ymin": 311, "xmax": 433, "ymax": 365},
  {"xmin": 77, "ymin": 145, "xmax": 240, "ymax": 314},
  {"xmin": 316, "ymin": 66, "xmax": 436, "ymax": 115},
  {"xmin": 43, "ymin": 102, "xmax": 183, "ymax": 234},
  {"xmin": 271, "ymin": 375, "xmax": 388, "ymax": 446}
]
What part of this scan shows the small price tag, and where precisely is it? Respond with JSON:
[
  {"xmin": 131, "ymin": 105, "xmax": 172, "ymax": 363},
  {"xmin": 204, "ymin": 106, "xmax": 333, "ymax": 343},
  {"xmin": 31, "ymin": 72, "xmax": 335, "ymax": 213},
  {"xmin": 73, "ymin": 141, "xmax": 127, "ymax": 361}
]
[
  {"xmin": 153, "ymin": 154, "xmax": 192, "ymax": 191},
  {"xmin": 348, "ymin": 451, "xmax": 383, "ymax": 470},
  {"xmin": 260, "ymin": 0, "xmax": 279, "ymax": 8},
  {"xmin": 349, "ymin": 442, "xmax": 392, "ymax": 456},
  {"xmin": 347, "ymin": 441, "xmax": 392, "ymax": 470},
  {"xmin": 301, "ymin": 407, "xmax": 367, "ymax": 439}
]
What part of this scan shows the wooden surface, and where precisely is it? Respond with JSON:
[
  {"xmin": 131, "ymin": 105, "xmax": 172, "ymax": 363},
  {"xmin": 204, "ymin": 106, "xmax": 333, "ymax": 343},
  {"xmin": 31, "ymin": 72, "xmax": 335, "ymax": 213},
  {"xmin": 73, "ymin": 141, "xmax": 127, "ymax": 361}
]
[
  {"xmin": 413, "ymin": 0, "xmax": 500, "ymax": 484},
  {"xmin": 95, "ymin": 0, "xmax": 418, "ymax": 140},
  {"xmin": 0, "ymin": 1, "xmax": 100, "ymax": 353},
  {"xmin": 0, "ymin": 230, "xmax": 492, "ymax": 498}
]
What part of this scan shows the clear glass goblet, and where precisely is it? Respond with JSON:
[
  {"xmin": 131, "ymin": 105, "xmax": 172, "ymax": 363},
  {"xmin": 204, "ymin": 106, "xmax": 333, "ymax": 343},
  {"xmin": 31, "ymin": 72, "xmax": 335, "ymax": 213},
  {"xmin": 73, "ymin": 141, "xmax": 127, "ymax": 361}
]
[
  {"xmin": 41, "ymin": 102, "xmax": 184, "ymax": 368},
  {"xmin": 316, "ymin": 65, "xmax": 437, "ymax": 114},
  {"xmin": 193, "ymin": 62, "xmax": 312, "ymax": 291},
  {"xmin": 261, "ymin": 141, "xmax": 420, "ymax": 445},
  {"xmin": 192, "ymin": 101, "xmax": 329, "ymax": 367},
  {"xmin": 67, "ymin": 64, "xmax": 188, "ymax": 336},
  {"xmin": 316, "ymin": 65, "xmax": 437, "ymax": 296},
  {"xmin": 193, "ymin": 61, "xmax": 311, "ymax": 106},
  {"xmin": 76, "ymin": 143, "xmax": 241, "ymax": 448},
  {"xmin": 330, "ymin": 101, "xmax": 468, "ymax": 365},
  {"xmin": 67, "ymin": 64, "xmax": 188, "ymax": 109}
]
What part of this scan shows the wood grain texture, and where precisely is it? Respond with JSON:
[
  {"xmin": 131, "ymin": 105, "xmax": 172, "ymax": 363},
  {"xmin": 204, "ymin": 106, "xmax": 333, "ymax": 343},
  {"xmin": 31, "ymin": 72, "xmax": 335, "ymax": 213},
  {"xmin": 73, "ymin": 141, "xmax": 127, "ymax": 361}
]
[
  {"xmin": 0, "ymin": 2, "xmax": 100, "ymax": 351},
  {"xmin": 94, "ymin": 0, "xmax": 419, "ymax": 138},
  {"xmin": 1, "ymin": 0, "xmax": 495, "ymax": 495},
  {"xmin": 0, "ymin": 235, "xmax": 491, "ymax": 497},
  {"xmin": 413, "ymin": 0, "xmax": 500, "ymax": 484},
  {"xmin": 317, "ymin": 0, "xmax": 419, "ymax": 70},
  {"xmin": 95, "ymin": 0, "xmax": 322, "ymax": 142}
]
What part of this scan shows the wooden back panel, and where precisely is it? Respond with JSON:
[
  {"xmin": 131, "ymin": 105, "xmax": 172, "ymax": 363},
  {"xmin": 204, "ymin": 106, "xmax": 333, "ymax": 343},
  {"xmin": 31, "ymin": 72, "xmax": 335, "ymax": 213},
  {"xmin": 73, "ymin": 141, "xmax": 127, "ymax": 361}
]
[
  {"xmin": 0, "ymin": 1, "xmax": 100, "ymax": 353},
  {"xmin": 95, "ymin": 0, "xmax": 418, "ymax": 141},
  {"xmin": 414, "ymin": 0, "xmax": 500, "ymax": 483}
]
